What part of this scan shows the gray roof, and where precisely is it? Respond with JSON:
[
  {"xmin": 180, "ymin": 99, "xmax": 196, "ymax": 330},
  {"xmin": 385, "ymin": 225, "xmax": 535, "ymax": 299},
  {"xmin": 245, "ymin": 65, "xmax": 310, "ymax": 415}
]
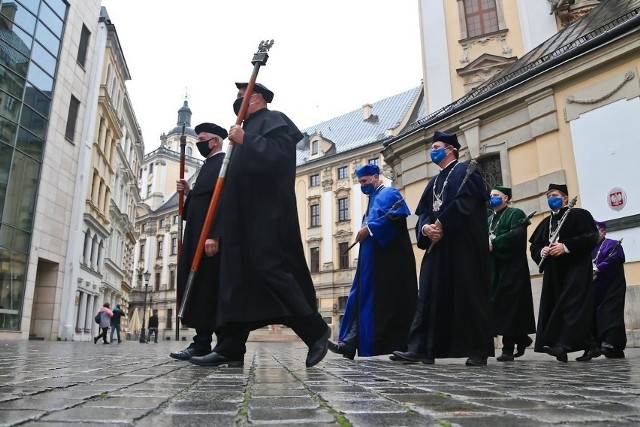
[
  {"xmin": 385, "ymin": 0, "xmax": 640, "ymax": 146},
  {"xmin": 297, "ymin": 85, "xmax": 424, "ymax": 166}
]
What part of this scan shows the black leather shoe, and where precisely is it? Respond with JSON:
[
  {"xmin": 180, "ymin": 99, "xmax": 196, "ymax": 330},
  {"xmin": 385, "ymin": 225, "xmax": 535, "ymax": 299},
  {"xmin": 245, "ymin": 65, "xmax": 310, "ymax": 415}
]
[
  {"xmin": 328, "ymin": 341, "xmax": 356, "ymax": 360},
  {"xmin": 465, "ymin": 357, "xmax": 487, "ymax": 366},
  {"xmin": 189, "ymin": 351, "xmax": 244, "ymax": 367},
  {"xmin": 306, "ymin": 327, "xmax": 331, "ymax": 367},
  {"xmin": 514, "ymin": 336, "xmax": 533, "ymax": 358},
  {"xmin": 576, "ymin": 348, "xmax": 602, "ymax": 362},
  {"xmin": 602, "ymin": 347, "xmax": 625, "ymax": 359},
  {"xmin": 496, "ymin": 352, "xmax": 514, "ymax": 362},
  {"xmin": 391, "ymin": 351, "xmax": 434, "ymax": 364},
  {"xmin": 543, "ymin": 345, "xmax": 568, "ymax": 362},
  {"xmin": 169, "ymin": 347, "xmax": 209, "ymax": 361}
]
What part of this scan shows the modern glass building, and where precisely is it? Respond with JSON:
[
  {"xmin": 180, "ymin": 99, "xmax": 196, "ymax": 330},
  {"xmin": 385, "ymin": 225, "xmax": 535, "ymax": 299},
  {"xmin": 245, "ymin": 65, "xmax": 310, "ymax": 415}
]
[{"xmin": 1, "ymin": 0, "xmax": 69, "ymax": 330}]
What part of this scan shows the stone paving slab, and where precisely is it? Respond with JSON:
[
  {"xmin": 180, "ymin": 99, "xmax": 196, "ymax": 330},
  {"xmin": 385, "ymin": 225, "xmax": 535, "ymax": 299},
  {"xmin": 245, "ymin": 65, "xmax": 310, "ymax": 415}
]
[{"xmin": 0, "ymin": 340, "xmax": 639, "ymax": 426}]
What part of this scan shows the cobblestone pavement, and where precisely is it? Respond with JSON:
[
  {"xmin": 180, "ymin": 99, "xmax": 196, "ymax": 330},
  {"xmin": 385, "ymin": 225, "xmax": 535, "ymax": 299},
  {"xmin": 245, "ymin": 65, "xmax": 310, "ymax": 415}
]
[{"xmin": 0, "ymin": 339, "xmax": 639, "ymax": 426}]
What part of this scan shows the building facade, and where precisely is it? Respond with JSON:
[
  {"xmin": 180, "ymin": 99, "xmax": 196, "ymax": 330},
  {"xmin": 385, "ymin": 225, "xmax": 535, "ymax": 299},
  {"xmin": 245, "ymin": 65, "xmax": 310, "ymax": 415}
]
[
  {"xmin": 384, "ymin": 0, "xmax": 640, "ymax": 336},
  {"xmin": 0, "ymin": 1, "xmax": 145, "ymax": 341}
]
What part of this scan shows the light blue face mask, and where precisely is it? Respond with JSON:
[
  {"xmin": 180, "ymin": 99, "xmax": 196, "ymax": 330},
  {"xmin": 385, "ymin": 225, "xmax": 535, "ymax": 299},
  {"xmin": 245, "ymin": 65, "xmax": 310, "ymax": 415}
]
[
  {"xmin": 430, "ymin": 147, "xmax": 446, "ymax": 164},
  {"xmin": 360, "ymin": 183, "xmax": 375, "ymax": 195},
  {"xmin": 489, "ymin": 196, "xmax": 503, "ymax": 208},
  {"xmin": 548, "ymin": 196, "xmax": 563, "ymax": 210}
]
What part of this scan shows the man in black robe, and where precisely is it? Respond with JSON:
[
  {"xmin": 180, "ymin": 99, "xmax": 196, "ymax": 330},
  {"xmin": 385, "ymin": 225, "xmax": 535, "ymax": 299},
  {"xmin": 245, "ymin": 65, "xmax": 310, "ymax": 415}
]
[
  {"xmin": 328, "ymin": 164, "xmax": 417, "ymax": 360},
  {"xmin": 529, "ymin": 183, "xmax": 599, "ymax": 362},
  {"xmin": 171, "ymin": 122, "xmax": 247, "ymax": 365},
  {"xmin": 580, "ymin": 220, "xmax": 627, "ymax": 359},
  {"xmin": 189, "ymin": 83, "xmax": 330, "ymax": 368},
  {"xmin": 488, "ymin": 185, "xmax": 536, "ymax": 361},
  {"xmin": 392, "ymin": 131, "xmax": 494, "ymax": 366}
]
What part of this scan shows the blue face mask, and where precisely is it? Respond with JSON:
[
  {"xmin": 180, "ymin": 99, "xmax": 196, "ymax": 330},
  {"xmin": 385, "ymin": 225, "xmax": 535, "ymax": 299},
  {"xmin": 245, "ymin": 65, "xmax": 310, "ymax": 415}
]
[
  {"xmin": 489, "ymin": 196, "xmax": 504, "ymax": 208},
  {"xmin": 430, "ymin": 147, "xmax": 447, "ymax": 164},
  {"xmin": 548, "ymin": 196, "xmax": 564, "ymax": 210},
  {"xmin": 360, "ymin": 182, "xmax": 375, "ymax": 195}
]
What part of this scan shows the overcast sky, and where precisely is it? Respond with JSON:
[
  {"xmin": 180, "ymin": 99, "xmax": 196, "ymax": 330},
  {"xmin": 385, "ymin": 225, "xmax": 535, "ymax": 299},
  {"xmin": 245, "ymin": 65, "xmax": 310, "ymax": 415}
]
[{"xmin": 100, "ymin": 0, "xmax": 423, "ymax": 153}]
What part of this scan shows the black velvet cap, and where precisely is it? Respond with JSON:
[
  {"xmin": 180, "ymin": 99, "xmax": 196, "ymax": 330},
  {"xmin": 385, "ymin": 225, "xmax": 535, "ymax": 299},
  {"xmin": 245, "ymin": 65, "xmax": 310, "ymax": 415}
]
[
  {"xmin": 433, "ymin": 130, "xmax": 460, "ymax": 150},
  {"xmin": 547, "ymin": 183, "xmax": 568, "ymax": 196},
  {"xmin": 235, "ymin": 82, "xmax": 274, "ymax": 103},
  {"xmin": 194, "ymin": 122, "xmax": 228, "ymax": 139}
]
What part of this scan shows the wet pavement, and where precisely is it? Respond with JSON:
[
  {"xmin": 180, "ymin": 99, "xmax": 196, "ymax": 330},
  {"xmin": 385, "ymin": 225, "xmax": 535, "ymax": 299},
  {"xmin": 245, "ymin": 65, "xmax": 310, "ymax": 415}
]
[{"xmin": 0, "ymin": 339, "xmax": 639, "ymax": 426}]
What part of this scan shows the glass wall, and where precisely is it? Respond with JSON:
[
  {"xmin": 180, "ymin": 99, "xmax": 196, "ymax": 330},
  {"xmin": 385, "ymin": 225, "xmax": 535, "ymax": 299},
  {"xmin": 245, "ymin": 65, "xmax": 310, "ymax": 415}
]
[{"xmin": 0, "ymin": 0, "xmax": 68, "ymax": 329}]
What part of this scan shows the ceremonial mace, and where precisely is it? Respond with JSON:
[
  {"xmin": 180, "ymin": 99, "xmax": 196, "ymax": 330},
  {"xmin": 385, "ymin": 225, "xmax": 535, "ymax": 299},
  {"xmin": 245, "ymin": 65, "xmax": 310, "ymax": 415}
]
[
  {"xmin": 175, "ymin": 122, "xmax": 186, "ymax": 341},
  {"xmin": 178, "ymin": 40, "xmax": 274, "ymax": 319}
]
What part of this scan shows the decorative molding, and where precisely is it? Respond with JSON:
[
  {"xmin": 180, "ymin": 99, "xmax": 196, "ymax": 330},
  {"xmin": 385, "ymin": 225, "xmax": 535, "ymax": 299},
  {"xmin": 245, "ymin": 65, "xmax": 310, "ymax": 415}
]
[
  {"xmin": 567, "ymin": 71, "xmax": 635, "ymax": 105},
  {"xmin": 459, "ymin": 30, "xmax": 510, "ymax": 65}
]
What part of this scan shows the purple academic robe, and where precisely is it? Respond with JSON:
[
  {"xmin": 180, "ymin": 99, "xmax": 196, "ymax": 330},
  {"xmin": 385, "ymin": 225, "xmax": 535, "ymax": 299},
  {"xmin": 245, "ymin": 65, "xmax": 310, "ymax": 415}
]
[{"xmin": 591, "ymin": 237, "xmax": 627, "ymax": 350}]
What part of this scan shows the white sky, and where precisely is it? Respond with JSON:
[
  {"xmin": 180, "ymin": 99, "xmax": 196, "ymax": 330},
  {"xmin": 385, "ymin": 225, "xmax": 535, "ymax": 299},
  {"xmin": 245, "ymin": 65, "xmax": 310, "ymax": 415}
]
[{"xmin": 100, "ymin": 0, "xmax": 423, "ymax": 153}]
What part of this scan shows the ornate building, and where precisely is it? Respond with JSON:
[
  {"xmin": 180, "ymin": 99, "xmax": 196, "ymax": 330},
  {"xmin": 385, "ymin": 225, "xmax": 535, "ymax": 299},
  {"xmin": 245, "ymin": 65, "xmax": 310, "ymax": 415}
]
[
  {"xmin": 130, "ymin": 100, "xmax": 202, "ymax": 341},
  {"xmin": 385, "ymin": 0, "xmax": 639, "ymax": 338}
]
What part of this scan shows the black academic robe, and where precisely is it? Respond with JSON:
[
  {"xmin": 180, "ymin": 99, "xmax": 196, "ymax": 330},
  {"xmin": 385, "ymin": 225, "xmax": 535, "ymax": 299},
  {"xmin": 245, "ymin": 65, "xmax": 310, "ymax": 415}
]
[
  {"xmin": 177, "ymin": 152, "xmax": 224, "ymax": 330},
  {"xmin": 409, "ymin": 160, "xmax": 494, "ymax": 359},
  {"xmin": 591, "ymin": 237, "xmax": 627, "ymax": 349},
  {"xmin": 529, "ymin": 206, "xmax": 599, "ymax": 352},
  {"xmin": 216, "ymin": 108, "xmax": 318, "ymax": 327},
  {"xmin": 488, "ymin": 207, "xmax": 536, "ymax": 336}
]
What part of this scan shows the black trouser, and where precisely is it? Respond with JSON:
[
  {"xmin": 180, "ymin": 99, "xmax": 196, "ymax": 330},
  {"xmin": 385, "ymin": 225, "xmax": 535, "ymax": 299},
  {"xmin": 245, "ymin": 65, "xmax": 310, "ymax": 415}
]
[
  {"xmin": 502, "ymin": 334, "xmax": 530, "ymax": 353},
  {"xmin": 96, "ymin": 327, "xmax": 108, "ymax": 343},
  {"xmin": 282, "ymin": 313, "xmax": 328, "ymax": 347}
]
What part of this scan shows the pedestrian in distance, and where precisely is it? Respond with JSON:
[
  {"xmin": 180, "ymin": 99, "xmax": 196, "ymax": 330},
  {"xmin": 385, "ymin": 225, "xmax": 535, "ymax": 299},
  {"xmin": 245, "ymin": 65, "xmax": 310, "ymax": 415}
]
[
  {"xmin": 110, "ymin": 304, "xmax": 124, "ymax": 343},
  {"xmin": 579, "ymin": 220, "xmax": 627, "ymax": 360},
  {"xmin": 94, "ymin": 302, "xmax": 113, "ymax": 344},
  {"xmin": 171, "ymin": 122, "xmax": 250, "ymax": 362},
  {"xmin": 487, "ymin": 185, "xmax": 536, "ymax": 361},
  {"xmin": 189, "ymin": 82, "xmax": 330, "ymax": 368},
  {"xmin": 147, "ymin": 310, "xmax": 159, "ymax": 343},
  {"xmin": 391, "ymin": 130, "xmax": 494, "ymax": 367},
  {"xmin": 328, "ymin": 163, "xmax": 417, "ymax": 360},
  {"xmin": 529, "ymin": 183, "xmax": 599, "ymax": 362}
]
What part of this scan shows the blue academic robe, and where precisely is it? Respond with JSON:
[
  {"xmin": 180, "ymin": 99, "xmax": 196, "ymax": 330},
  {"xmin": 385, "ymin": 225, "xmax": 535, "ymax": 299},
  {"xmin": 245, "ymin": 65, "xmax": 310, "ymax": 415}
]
[{"xmin": 339, "ymin": 185, "xmax": 417, "ymax": 356}]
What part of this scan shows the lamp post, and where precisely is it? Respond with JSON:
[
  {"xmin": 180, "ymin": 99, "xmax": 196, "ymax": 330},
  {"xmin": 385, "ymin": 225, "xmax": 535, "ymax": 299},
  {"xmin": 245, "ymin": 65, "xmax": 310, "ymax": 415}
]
[{"xmin": 139, "ymin": 270, "xmax": 150, "ymax": 343}]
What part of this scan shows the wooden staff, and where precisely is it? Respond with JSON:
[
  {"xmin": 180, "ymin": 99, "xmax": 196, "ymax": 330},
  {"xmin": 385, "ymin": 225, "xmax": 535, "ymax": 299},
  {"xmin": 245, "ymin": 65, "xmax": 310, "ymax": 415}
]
[
  {"xmin": 178, "ymin": 40, "xmax": 274, "ymax": 319},
  {"xmin": 176, "ymin": 122, "xmax": 186, "ymax": 340}
]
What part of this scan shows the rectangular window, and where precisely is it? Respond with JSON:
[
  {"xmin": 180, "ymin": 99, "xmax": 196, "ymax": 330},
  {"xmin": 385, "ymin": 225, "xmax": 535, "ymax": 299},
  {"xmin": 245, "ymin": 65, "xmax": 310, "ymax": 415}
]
[
  {"xmin": 147, "ymin": 184, "xmax": 152, "ymax": 196},
  {"xmin": 463, "ymin": 0, "xmax": 498, "ymax": 38},
  {"xmin": 64, "ymin": 96, "xmax": 80, "ymax": 141},
  {"xmin": 337, "ymin": 166, "xmax": 348, "ymax": 180},
  {"xmin": 159, "ymin": 218, "xmax": 165, "ymax": 228},
  {"xmin": 77, "ymin": 24, "xmax": 90, "ymax": 67},
  {"xmin": 171, "ymin": 237, "xmax": 177, "ymax": 255},
  {"xmin": 338, "ymin": 198, "xmax": 349, "ymax": 222},
  {"xmin": 173, "ymin": 215, "xmax": 179, "ymax": 224},
  {"xmin": 338, "ymin": 296, "xmax": 348, "ymax": 310},
  {"xmin": 141, "ymin": 224, "xmax": 146, "ymax": 232},
  {"xmin": 310, "ymin": 174, "xmax": 320, "ymax": 187},
  {"xmin": 155, "ymin": 272, "xmax": 161, "ymax": 291},
  {"xmin": 338, "ymin": 242, "xmax": 349, "ymax": 269},
  {"xmin": 311, "ymin": 139, "xmax": 319, "ymax": 155},
  {"xmin": 166, "ymin": 308, "xmax": 173, "ymax": 329},
  {"xmin": 169, "ymin": 270, "xmax": 175, "ymax": 290},
  {"xmin": 310, "ymin": 204, "xmax": 320, "ymax": 227},
  {"xmin": 310, "ymin": 247, "xmax": 320, "ymax": 273},
  {"xmin": 368, "ymin": 157, "xmax": 379, "ymax": 166},
  {"xmin": 139, "ymin": 243, "xmax": 145, "ymax": 260},
  {"xmin": 157, "ymin": 240, "xmax": 163, "ymax": 258}
]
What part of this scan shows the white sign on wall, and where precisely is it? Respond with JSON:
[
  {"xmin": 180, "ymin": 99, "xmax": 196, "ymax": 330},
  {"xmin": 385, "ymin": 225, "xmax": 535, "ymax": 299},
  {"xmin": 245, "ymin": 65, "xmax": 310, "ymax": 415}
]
[{"xmin": 571, "ymin": 97, "xmax": 640, "ymax": 262}]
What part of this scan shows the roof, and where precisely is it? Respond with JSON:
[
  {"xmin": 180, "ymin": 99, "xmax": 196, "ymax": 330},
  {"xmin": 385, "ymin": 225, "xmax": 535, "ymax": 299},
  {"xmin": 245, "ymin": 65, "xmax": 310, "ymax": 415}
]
[
  {"xmin": 297, "ymin": 85, "xmax": 424, "ymax": 166},
  {"xmin": 385, "ymin": 0, "xmax": 640, "ymax": 147}
]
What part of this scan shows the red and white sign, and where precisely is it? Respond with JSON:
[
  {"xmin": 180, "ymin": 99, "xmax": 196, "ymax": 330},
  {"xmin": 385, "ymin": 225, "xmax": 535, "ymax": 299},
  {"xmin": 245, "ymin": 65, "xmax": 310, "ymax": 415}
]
[{"xmin": 607, "ymin": 187, "xmax": 626, "ymax": 211}]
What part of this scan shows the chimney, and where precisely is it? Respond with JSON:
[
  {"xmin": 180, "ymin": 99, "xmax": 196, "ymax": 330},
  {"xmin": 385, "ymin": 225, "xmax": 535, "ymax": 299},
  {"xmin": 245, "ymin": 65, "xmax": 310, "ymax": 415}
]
[{"xmin": 362, "ymin": 104, "xmax": 373, "ymax": 120}]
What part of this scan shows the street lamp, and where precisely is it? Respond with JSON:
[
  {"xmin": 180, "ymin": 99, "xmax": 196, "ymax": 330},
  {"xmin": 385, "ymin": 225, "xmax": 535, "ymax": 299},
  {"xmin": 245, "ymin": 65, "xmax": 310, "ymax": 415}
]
[{"xmin": 139, "ymin": 270, "xmax": 151, "ymax": 343}]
